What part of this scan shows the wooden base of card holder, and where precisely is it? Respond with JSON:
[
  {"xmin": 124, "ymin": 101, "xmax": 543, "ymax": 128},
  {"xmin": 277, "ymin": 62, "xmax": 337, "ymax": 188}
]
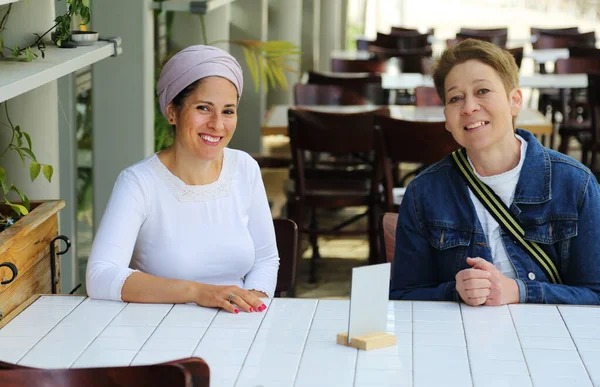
[{"xmin": 336, "ymin": 332, "xmax": 397, "ymax": 351}]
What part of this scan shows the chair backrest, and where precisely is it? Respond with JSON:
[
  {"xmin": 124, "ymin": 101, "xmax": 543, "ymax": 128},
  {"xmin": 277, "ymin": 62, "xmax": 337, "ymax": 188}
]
[
  {"xmin": 460, "ymin": 27, "xmax": 508, "ymax": 35},
  {"xmin": 274, "ymin": 218, "xmax": 298, "ymax": 297},
  {"xmin": 368, "ymin": 45, "xmax": 432, "ymax": 73},
  {"xmin": 294, "ymin": 84, "xmax": 369, "ymax": 106},
  {"xmin": 555, "ymin": 57, "xmax": 600, "ymax": 75},
  {"xmin": 455, "ymin": 32, "xmax": 507, "ymax": 47},
  {"xmin": 531, "ymin": 26, "xmax": 579, "ymax": 37},
  {"xmin": 379, "ymin": 212, "xmax": 398, "ymax": 264},
  {"xmin": 391, "ymin": 26, "xmax": 435, "ymax": 36},
  {"xmin": 507, "ymin": 46, "xmax": 524, "ymax": 69},
  {"xmin": 374, "ymin": 32, "xmax": 429, "ymax": 50},
  {"xmin": 568, "ymin": 46, "xmax": 600, "ymax": 59},
  {"xmin": 0, "ymin": 364, "xmax": 204, "ymax": 387},
  {"xmin": 331, "ymin": 58, "xmax": 387, "ymax": 73},
  {"xmin": 589, "ymin": 74, "xmax": 600, "ymax": 157},
  {"xmin": 375, "ymin": 113, "xmax": 460, "ymax": 211},
  {"xmin": 356, "ymin": 38, "xmax": 372, "ymax": 51},
  {"xmin": 414, "ymin": 86, "xmax": 442, "ymax": 106},
  {"xmin": 533, "ymin": 31, "xmax": 596, "ymax": 49},
  {"xmin": 306, "ymin": 71, "xmax": 384, "ymax": 104},
  {"xmin": 288, "ymin": 108, "xmax": 384, "ymax": 197}
]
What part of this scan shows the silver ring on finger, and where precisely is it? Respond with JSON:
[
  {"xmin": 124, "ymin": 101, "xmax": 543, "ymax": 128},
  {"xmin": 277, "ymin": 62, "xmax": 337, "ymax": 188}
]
[{"xmin": 228, "ymin": 293, "xmax": 236, "ymax": 303}]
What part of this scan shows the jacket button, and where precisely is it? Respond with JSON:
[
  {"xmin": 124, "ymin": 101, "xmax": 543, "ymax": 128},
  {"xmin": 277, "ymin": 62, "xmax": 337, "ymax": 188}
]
[{"xmin": 528, "ymin": 272, "xmax": 536, "ymax": 280}]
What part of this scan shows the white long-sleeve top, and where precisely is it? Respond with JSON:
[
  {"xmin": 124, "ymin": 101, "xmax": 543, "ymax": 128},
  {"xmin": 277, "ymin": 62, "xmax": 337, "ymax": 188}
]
[{"xmin": 86, "ymin": 148, "xmax": 280, "ymax": 301}]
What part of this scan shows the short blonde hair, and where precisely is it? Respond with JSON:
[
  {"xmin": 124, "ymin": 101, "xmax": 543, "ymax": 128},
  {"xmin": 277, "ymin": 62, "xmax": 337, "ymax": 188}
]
[{"xmin": 432, "ymin": 39, "xmax": 519, "ymax": 104}]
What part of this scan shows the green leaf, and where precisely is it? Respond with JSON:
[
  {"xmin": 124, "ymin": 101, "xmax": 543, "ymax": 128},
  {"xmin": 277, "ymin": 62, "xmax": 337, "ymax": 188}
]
[
  {"xmin": 42, "ymin": 164, "xmax": 54, "ymax": 182},
  {"xmin": 0, "ymin": 167, "xmax": 5, "ymax": 186},
  {"xmin": 57, "ymin": 39, "xmax": 63, "ymax": 48},
  {"xmin": 10, "ymin": 185, "xmax": 29, "ymax": 211},
  {"xmin": 20, "ymin": 147, "xmax": 36, "ymax": 161},
  {"xmin": 242, "ymin": 46, "xmax": 260, "ymax": 92},
  {"xmin": 23, "ymin": 131, "xmax": 32, "ymax": 150},
  {"xmin": 15, "ymin": 148, "xmax": 25, "ymax": 163},
  {"xmin": 29, "ymin": 162, "xmax": 41, "ymax": 181},
  {"xmin": 6, "ymin": 201, "xmax": 28, "ymax": 217},
  {"xmin": 25, "ymin": 47, "xmax": 34, "ymax": 62},
  {"xmin": 12, "ymin": 44, "xmax": 20, "ymax": 57}
]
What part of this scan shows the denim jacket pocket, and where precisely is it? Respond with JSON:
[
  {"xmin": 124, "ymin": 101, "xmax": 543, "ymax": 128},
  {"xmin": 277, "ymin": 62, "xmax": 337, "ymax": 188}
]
[
  {"xmin": 427, "ymin": 225, "xmax": 472, "ymax": 250},
  {"xmin": 522, "ymin": 219, "xmax": 577, "ymax": 245}
]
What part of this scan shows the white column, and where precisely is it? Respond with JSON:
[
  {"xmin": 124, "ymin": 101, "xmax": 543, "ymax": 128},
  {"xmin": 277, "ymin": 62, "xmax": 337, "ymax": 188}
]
[
  {"xmin": 0, "ymin": 1, "xmax": 59, "ymax": 200},
  {"xmin": 301, "ymin": 0, "xmax": 320, "ymax": 73},
  {"xmin": 55, "ymin": 0, "xmax": 78, "ymax": 294},
  {"xmin": 267, "ymin": 0, "xmax": 302, "ymax": 106},
  {"xmin": 170, "ymin": 5, "xmax": 231, "ymax": 51},
  {"xmin": 318, "ymin": 0, "xmax": 343, "ymax": 72},
  {"xmin": 91, "ymin": 0, "xmax": 154, "ymax": 232},
  {"xmin": 340, "ymin": 0, "xmax": 349, "ymax": 50},
  {"xmin": 229, "ymin": 0, "xmax": 268, "ymax": 153}
]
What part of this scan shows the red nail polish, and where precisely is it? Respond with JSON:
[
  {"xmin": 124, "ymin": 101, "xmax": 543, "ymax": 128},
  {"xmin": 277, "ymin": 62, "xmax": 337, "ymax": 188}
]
[
  {"xmin": 249, "ymin": 307, "xmax": 254, "ymax": 312},
  {"xmin": 260, "ymin": 304, "xmax": 267, "ymax": 311},
  {"xmin": 234, "ymin": 308, "xmax": 239, "ymax": 314}
]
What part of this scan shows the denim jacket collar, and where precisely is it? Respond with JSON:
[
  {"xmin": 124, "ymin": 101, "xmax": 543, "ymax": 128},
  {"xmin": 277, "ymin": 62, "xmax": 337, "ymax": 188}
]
[{"xmin": 512, "ymin": 129, "xmax": 551, "ymax": 204}]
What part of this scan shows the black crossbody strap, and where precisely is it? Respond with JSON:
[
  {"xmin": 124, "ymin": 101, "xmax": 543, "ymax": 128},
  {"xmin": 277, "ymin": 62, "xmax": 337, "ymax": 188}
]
[{"xmin": 452, "ymin": 148, "xmax": 562, "ymax": 284}]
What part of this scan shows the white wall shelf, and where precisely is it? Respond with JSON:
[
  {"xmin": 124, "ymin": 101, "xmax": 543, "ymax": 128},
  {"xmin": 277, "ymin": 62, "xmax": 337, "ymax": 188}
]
[
  {"xmin": 0, "ymin": 0, "xmax": 20, "ymax": 6},
  {"xmin": 0, "ymin": 40, "xmax": 122, "ymax": 103},
  {"xmin": 151, "ymin": 0, "xmax": 238, "ymax": 14}
]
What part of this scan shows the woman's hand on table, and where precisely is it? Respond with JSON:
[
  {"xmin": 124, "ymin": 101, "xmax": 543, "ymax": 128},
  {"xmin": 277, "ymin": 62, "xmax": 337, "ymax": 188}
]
[
  {"xmin": 193, "ymin": 284, "xmax": 267, "ymax": 314},
  {"xmin": 466, "ymin": 257, "xmax": 519, "ymax": 306}
]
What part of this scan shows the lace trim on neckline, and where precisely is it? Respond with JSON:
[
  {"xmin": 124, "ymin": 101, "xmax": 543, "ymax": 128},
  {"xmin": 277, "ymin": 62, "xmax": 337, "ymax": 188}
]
[{"xmin": 150, "ymin": 150, "xmax": 237, "ymax": 202}]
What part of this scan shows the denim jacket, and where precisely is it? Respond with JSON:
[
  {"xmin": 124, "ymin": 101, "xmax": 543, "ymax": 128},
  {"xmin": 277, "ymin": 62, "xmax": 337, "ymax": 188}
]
[{"xmin": 390, "ymin": 129, "xmax": 600, "ymax": 305}]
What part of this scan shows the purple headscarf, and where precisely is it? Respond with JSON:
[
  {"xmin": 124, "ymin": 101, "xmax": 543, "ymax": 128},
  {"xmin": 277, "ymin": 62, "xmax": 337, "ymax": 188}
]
[{"xmin": 157, "ymin": 45, "xmax": 244, "ymax": 118}]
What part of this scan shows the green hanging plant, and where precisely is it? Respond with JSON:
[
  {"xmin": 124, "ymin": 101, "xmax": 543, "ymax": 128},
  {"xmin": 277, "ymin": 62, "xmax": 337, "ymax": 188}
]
[
  {"xmin": 0, "ymin": 102, "xmax": 54, "ymax": 230},
  {"xmin": 0, "ymin": 0, "xmax": 91, "ymax": 61}
]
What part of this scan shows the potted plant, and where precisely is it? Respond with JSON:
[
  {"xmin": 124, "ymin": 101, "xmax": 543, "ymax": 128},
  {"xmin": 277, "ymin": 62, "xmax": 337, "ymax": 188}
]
[{"xmin": 0, "ymin": 101, "xmax": 65, "ymax": 321}]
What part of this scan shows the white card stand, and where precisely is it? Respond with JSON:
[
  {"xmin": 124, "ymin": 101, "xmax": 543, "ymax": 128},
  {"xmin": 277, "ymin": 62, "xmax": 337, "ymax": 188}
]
[{"xmin": 336, "ymin": 263, "xmax": 396, "ymax": 351}]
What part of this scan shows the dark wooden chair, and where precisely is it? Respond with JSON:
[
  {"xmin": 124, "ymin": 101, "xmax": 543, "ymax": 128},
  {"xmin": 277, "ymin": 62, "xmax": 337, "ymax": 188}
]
[
  {"xmin": 375, "ymin": 114, "xmax": 460, "ymax": 212},
  {"xmin": 367, "ymin": 45, "xmax": 432, "ymax": 73},
  {"xmin": 0, "ymin": 358, "xmax": 210, "ymax": 387},
  {"xmin": 555, "ymin": 58, "xmax": 600, "ymax": 158},
  {"xmin": 568, "ymin": 46, "xmax": 600, "ymax": 59},
  {"xmin": 274, "ymin": 218, "xmax": 298, "ymax": 297},
  {"xmin": 460, "ymin": 27, "xmax": 508, "ymax": 35},
  {"xmin": 331, "ymin": 58, "xmax": 387, "ymax": 73},
  {"xmin": 585, "ymin": 74, "xmax": 600, "ymax": 175},
  {"xmin": 454, "ymin": 32, "xmax": 507, "ymax": 47},
  {"xmin": 533, "ymin": 31, "xmax": 596, "ymax": 50},
  {"xmin": 356, "ymin": 38, "xmax": 372, "ymax": 51},
  {"xmin": 294, "ymin": 84, "xmax": 371, "ymax": 106},
  {"xmin": 507, "ymin": 46, "xmax": 524, "ymax": 69},
  {"xmin": 414, "ymin": 86, "xmax": 442, "ymax": 106},
  {"xmin": 305, "ymin": 71, "xmax": 384, "ymax": 105},
  {"xmin": 530, "ymin": 26, "xmax": 579, "ymax": 38},
  {"xmin": 379, "ymin": 212, "xmax": 398, "ymax": 264},
  {"xmin": 286, "ymin": 108, "xmax": 385, "ymax": 282},
  {"xmin": 373, "ymin": 32, "xmax": 429, "ymax": 50},
  {"xmin": 391, "ymin": 26, "xmax": 435, "ymax": 36}
]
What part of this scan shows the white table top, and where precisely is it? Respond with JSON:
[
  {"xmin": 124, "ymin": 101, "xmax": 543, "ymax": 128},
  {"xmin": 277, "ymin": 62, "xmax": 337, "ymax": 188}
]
[
  {"xmin": 381, "ymin": 73, "xmax": 588, "ymax": 90},
  {"xmin": 262, "ymin": 105, "xmax": 551, "ymax": 136},
  {"xmin": 2, "ymin": 296, "xmax": 599, "ymax": 387},
  {"xmin": 524, "ymin": 48, "xmax": 570, "ymax": 64}
]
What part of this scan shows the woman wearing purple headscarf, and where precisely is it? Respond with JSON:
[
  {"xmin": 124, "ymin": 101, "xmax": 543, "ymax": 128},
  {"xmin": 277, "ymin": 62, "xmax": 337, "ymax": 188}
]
[{"xmin": 86, "ymin": 45, "xmax": 279, "ymax": 314}]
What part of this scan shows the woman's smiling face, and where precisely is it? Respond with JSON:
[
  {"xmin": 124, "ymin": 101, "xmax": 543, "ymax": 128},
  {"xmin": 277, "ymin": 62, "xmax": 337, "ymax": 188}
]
[
  {"xmin": 167, "ymin": 76, "xmax": 238, "ymax": 161},
  {"xmin": 443, "ymin": 59, "xmax": 522, "ymax": 152}
]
